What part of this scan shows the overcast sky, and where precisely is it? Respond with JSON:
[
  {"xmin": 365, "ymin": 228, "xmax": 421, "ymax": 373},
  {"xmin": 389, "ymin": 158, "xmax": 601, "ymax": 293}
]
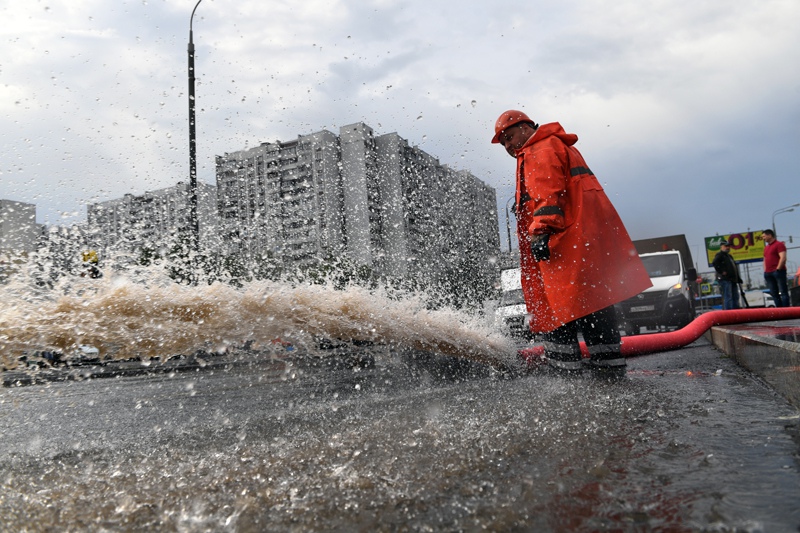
[{"xmin": 2, "ymin": 0, "xmax": 799, "ymax": 275}]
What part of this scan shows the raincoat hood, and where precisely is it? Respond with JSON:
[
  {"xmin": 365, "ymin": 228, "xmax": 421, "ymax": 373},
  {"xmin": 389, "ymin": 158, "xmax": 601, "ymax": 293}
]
[{"xmin": 522, "ymin": 122, "xmax": 578, "ymax": 151}]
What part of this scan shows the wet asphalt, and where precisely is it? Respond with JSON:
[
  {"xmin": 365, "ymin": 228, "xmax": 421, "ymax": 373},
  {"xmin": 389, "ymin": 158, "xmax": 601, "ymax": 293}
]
[{"xmin": 1, "ymin": 327, "xmax": 799, "ymax": 531}]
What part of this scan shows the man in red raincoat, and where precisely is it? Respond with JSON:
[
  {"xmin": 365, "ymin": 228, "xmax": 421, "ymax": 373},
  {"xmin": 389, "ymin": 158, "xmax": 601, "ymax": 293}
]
[{"xmin": 492, "ymin": 110, "xmax": 651, "ymax": 376}]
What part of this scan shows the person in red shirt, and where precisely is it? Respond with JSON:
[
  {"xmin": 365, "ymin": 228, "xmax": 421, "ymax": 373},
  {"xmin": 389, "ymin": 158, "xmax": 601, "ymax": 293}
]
[{"xmin": 761, "ymin": 229, "xmax": 790, "ymax": 307}]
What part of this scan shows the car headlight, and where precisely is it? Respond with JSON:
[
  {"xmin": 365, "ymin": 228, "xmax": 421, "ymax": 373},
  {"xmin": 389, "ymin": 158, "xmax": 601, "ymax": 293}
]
[{"xmin": 667, "ymin": 282, "xmax": 684, "ymax": 299}]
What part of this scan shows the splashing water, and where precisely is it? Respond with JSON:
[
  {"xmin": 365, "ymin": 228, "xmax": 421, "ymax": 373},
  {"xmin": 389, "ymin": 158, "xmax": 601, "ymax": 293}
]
[{"xmin": 0, "ymin": 265, "xmax": 517, "ymax": 370}]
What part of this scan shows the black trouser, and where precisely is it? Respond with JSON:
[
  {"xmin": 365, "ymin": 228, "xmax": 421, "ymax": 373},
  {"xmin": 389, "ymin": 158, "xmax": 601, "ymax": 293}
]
[{"xmin": 541, "ymin": 305, "xmax": 623, "ymax": 370}]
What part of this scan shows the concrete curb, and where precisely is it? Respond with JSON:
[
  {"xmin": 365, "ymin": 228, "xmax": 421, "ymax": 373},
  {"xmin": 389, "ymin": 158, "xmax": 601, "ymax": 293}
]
[{"xmin": 707, "ymin": 321, "xmax": 800, "ymax": 409}]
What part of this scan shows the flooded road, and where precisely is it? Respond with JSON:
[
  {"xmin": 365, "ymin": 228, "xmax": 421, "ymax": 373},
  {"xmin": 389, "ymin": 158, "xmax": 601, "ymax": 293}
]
[{"xmin": 2, "ymin": 338, "xmax": 799, "ymax": 532}]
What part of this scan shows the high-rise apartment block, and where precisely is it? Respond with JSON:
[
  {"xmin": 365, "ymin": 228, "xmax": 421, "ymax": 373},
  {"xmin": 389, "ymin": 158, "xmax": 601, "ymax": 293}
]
[
  {"xmin": 83, "ymin": 121, "xmax": 500, "ymax": 288},
  {"xmin": 0, "ymin": 199, "xmax": 41, "ymax": 254},
  {"xmin": 87, "ymin": 182, "xmax": 218, "ymax": 254},
  {"xmin": 215, "ymin": 122, "xmax": 500, "ymax": 285}
]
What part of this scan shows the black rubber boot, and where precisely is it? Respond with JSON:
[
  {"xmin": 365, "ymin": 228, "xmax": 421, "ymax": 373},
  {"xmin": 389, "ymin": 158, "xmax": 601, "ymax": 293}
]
[
  {"xmin": 584, "ymin": 344, "xmax": 626, "ymax": 380},
  {"xmin": 543, "ymin": 341, "xmax": 584, "ymax": 378}
]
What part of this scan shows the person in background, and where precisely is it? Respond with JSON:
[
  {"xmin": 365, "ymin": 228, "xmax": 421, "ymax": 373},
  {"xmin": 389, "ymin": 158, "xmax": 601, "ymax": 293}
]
[
  {"xmin": 491, "ymin": 110, "xmax": 651, "ymax": 377},
  {"xmin": 712, "ymin": 240, "xmax": 742, "ymax": 309},
  {"xmin": 761, "ymin": 229, "xmax": 790, "ymax": 307}
]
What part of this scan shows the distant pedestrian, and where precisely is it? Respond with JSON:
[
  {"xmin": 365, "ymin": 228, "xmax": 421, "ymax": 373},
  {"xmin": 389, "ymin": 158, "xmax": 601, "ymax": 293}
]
[
  {"xmin": 491, "ymin": 110, "xmax": 651, "ymax": 377},
  {"xmin": 712, "ymin": 240, "xmax": 741, "ymax": 309},
  {"xmin": 761, "ymin": 229, "xmax": 790, "ymax": 307}
]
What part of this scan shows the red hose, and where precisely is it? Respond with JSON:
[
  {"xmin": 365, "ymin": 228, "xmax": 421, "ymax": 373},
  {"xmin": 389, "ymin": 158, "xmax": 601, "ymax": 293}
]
[{"xmin": 518, "ymin": 307, "xmax": 800, "ymax": 367}]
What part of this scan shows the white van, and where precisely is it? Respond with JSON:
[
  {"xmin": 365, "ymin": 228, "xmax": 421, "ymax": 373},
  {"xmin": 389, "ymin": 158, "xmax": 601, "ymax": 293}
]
[
  {"xmin": 744, "ymin": 290, "xmax": 776, "ymax": 308},
  {"xmin": 616, "ymin": 250, "xmax": 697, "ymax": 335}
]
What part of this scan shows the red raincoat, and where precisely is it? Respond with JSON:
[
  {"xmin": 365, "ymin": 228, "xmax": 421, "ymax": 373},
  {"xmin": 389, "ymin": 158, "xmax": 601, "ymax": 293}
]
[{"xmin": 515, "ymin": 123, "xmax": 651, "ymax": 333}]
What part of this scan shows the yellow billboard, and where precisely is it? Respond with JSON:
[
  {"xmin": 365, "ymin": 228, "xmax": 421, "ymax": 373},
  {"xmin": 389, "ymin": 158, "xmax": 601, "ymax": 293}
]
[{"xmin": 705, "ymin": 231, "xmax": 765, "ymax": 266}]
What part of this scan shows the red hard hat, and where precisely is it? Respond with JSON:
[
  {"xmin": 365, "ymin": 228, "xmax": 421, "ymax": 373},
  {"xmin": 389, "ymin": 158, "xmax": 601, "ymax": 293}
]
[{"xmin": 491, "ymin": 110, "xmax": 533, "ymax": 144}]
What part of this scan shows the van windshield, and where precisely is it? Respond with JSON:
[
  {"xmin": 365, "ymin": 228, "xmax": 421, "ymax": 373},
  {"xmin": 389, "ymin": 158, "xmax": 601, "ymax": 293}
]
[
  {"xmin": 641, "ymin": 254, "xmax": 681, "ymax": 278},
  {"xmin": 500, "ymin": 289, "xmax": 525, "ymax": 306}
]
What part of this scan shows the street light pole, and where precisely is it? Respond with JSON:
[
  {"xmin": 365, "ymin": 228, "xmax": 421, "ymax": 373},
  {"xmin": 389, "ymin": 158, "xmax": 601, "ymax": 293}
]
[
  {"xmin": 188, "ymin": 0, "xmax": 203, "ymax": 253},
  {"xmin": 771, "ymin": 203, "xmax": 800, "ymax": 236},
  {"xmin": 505, "ymin": 196, "xmax": 515, "ymax": 252}
]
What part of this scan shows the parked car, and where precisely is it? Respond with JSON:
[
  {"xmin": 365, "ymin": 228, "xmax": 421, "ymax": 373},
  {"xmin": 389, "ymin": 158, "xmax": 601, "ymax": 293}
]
[{"xmin": 494, "ymin": 268, "xmax": 533, "ymax": 341}]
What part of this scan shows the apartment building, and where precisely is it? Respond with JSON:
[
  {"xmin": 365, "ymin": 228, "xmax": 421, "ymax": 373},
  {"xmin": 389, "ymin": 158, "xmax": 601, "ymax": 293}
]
[
  {"xmin": 83, "ymin": 121, "xmax": 500, "ymax": 288},
  {"xmin": 87, "ymin": 181, "xmax": 218, "ymax": 254},
  {"xmin": 0, "ymin": 199, "xmax": 41, "ymax": 254},
  {"xmin": 216, "ymin": 129, "xmax": 345, "ymax": 266},
  {"xmin": 216, "ymin": 122, "xmax": 500, "ymax": 284}
]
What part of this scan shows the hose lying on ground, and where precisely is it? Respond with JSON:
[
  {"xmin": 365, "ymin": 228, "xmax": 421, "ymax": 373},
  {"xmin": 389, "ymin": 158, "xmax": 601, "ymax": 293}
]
[{"xmin": 518, "ymin": 307, "xmax": 800, "ymax": 367}]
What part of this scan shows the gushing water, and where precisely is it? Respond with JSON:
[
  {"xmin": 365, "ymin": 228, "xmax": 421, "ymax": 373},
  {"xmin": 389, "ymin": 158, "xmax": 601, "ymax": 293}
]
[
  {"xmin": 2, "ymin": 264, "xmax": 800, "ymax": 531},
  {"xmin": 0, "ymin": 264, "xmax": 516, "ymax": 370}
]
